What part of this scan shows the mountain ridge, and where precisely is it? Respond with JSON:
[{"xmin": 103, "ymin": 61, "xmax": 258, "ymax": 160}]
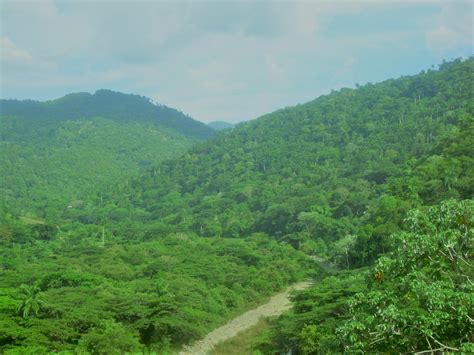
[
  {"xmin": 0, "ymin": 89, "xmax": 214, "ymax": 215},
  {"xmin": 1, "ymin": 89, "xmax": 214, "ymax": 139},
  {"xmin": 207, "ymin": 121, "xmax": 235, "ymax": 131},
  {"xmin": 0, "ymin": 58, "xmax": 472, "ymax": 354},
  {"xmin": 103, "ymin": 57, "xmax": 473, "ymax": 264}
]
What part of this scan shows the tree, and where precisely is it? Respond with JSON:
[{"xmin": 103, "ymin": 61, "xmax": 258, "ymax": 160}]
[
  {"xmin": 331, "ymin": 234, "xmax": 357, "ymax": 269},
  {"xmin": 16, "ymin": 284, "xmax": 47, "ymax": 318},
  {"xmin": 339, "ymin": 200, "xmax": 474, "ymax": 352},
  {"xmin": 78, "ymin": 319, "xmax": 142, "ymax": 354}
]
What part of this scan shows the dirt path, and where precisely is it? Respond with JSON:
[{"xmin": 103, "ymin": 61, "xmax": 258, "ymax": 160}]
[{"xmin": 178, "ymin": 280, "xmax": 312, "ymax": 355}]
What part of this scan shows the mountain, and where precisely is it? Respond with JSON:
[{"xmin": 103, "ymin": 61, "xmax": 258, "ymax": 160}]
[
  {"xmin": 0, "ymin": 90, "xmax": 213, "ymax": 216},
  {"xmin": 207, "ymin": 121, "xmax": 235, "ymax": 130},
  {"xmin": 0, "ymin": 58, "xmax": 472, "ymax": 353},
  {"xmin": 98, "ymin": 57, "xmax": 471, "ymax": 353},
  {"xmin": 1, "ymin": 89, "xmax": 214, "ymax": 139},
  {"xmin": 108, "ymin": 58, "xmax": 473, "ymax": 264}
]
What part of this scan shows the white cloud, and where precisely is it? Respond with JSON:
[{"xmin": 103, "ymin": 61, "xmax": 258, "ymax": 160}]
[
  {"xmin": 1, "ymin": 36, "xmax": 33, "ymax": 64},
  {"xmin": 426, "ymin": 26, "xmax": 461, "ymax": 50},
  {"xmin": 1, "ymin": 1, "xmax": 473, "ymax": 122},
  {"xmin": 425, "ymin": 2, "xmax": 473, "ymax": 52}
]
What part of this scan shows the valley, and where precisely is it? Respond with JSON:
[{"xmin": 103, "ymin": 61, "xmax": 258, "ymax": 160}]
[
  {"xmin": 180, "ymin": 280, "xmax": 312, "ymax": 355},
  {"xmin": 0, "ymin": 58, "xmax": 472, "ymax": 353}
]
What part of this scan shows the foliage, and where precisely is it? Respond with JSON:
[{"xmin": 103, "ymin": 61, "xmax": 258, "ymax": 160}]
[
  {"xmin": 0, "ymin": 234, "xmax": 312, "ymax": 352},
  {"xmin": 338, "ymin": 199, "xmax": 473, "ymax": 352},
  {"xmin": 16, "ymin": 284, "xmax": 47, "ymax": 318},
  {"xmin": 266, "ymin": 200, "xmax": 473, "ymax": 354},
  {"xmin": 78, "ymin": 320, "xmax": 143, "ymax": 354},
  {"xmin": 254, "ymin": 270, "xmax": 366, "ymax": 354},
  {"xmin": 0, "ymin": 117, "xmax": 198, "ymax": 217},
  {"xmin": 0, "ymin": 58, "xmax": 472, "ymax": 352},
  {"xmin": 91, "ymin": 57, "xmax": 473, "ymax": 267},
  {"xmin": 207, "ymin": 121, "xmax": 235, "ymax": 131},
  {"xmin": 0, "ymin": 89, "xmax": 213, "ymax": 217},
  {"xmin": 1, "ymin": 89, "xmax": 213, "ymax": 139}
]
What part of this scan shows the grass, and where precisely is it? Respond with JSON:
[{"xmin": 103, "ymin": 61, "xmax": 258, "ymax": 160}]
[
  {"xmin": 19, "ymin": 216, "xmax": 45, "ymax": 225},
  {"xmin": 210, "ymin": 318, "xmax": 272, "ymax": 355}
]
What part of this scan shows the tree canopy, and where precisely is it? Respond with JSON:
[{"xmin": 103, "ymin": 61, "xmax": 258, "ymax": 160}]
[{"xmin": 0, "ymin": 58, "xmax": 472, "ymax": 353}]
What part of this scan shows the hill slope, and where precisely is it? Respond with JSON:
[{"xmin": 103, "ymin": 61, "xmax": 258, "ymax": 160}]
[
  {"xmin": 106, "ymin": 57, "xmax": 472, "ymax": 353},
  {"xmin": 108, "ymin": 58, "xmax": 473, "ymax": 264},
  {"xmin": 0, "ymin": 90, "xmax": 213, "ymax": 216},
  {"xmin": 1, "ymin": 89, "xmax": 214, "ymax": 139},
  {"xmin": 0, "ymin": 58, "xmax": 472, "ymax": 353},
  {"xmin": 207, "ymin": 121, "xmax": 235, "ymax": 131}
]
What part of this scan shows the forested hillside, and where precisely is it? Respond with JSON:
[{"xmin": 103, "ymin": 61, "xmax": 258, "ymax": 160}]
[
  {"xmin": 99, "ymin": 58, "xmax": 473, "ymax": 266},
  {"xmin": 183, "ymin": 58, "xmax": 471, "ymax": 353},
  {"xmin": 1, "ymin": 90, "xmax": 213, "ymax": 139},
  {"xmin": 0, "ymin": 92, "xmax": 312, "ymax": 352},
  {"xmin": 0, "ymin": 90, "xmax": 214, "ymax": 216},
  {"xmin": 0, "ymin": 58, "xmax": 472, "ymax": 353},
  {"xmin": 207, "ymin": 121, "xmax": 235, "ymax": 131}
]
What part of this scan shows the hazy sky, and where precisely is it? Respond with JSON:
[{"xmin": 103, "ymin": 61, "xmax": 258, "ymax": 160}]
[{"xmin": 1, "ymin": 1, "xmax": 473, "ymax": 123}]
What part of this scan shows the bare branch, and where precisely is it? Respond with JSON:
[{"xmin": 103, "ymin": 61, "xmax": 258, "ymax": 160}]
[
  {"xmin": 428, "ymin": 335, "xmax": 459, "ymax": 351},
  {"xmin": 425, "ymin": 335, "xmax": 433, "ymax": 351},
  {"xmin": 415, "ymin": 347, "xmax": 449, "ymax": 354}
]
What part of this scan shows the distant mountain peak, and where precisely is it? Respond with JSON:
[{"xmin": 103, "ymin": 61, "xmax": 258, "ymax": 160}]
[
  {"xmin": 1, "ymin": 90, "xmax": 214, "ymax": 139},
  {"xmin": 207, "ymin": 121, "xmax": 235, "ymax": 131}
]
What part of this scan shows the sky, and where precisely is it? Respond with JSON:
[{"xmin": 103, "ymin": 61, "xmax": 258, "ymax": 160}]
[{"xmin": 1, "ymin": 1, "xmax": 473, "ymax": 123}]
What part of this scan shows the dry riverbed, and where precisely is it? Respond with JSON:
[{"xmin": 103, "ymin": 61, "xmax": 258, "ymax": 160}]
[{"xmin": 179, "ymin": 280, "xmax": 312, "ymax": 355}]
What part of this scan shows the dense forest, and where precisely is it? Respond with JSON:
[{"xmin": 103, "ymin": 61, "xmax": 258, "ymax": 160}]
[
  {"xmin": 0, "ymin": 58, "xmax": 472, "ymax": 353},
  {"xmin": 0, "ymin": 90, "xmax": 214, "ymax": 216},
  {"xmin": 207, "ymin": 121, "xmax": 235, "ymax": 131},
  {"xmin": 1, "ymin": 89, "xmax": 213, "ymax": 139}
]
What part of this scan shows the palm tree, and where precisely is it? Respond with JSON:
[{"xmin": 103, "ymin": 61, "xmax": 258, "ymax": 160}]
[{"xmin": 16, "ymin": 284, "xmax": 47, "ymax": 318}]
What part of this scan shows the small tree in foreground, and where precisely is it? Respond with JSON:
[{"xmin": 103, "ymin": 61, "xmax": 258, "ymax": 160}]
[{"xmin": 339, "ymin": 199, "xmax": 474, "ymax": 352}]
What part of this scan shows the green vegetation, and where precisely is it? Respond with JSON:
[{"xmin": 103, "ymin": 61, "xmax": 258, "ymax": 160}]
[
  {"xmin": 0, "ymin": 233, "xmax": 310, "ymax": 353},
  {"xmin": 0, "ymin": 117, "xmax": 198, "ymax": 217},
  {"xmin": 0, "ymin": 89, "xmax": 214, "ymax": 216},
  {"xmin": 1, "ymin": 89, "xmax": 213, "ymax": 139},
  {"xmin": 339, "ymin": 200, "xmax": 473, "ymax": 352},
  {"xmin": 252, "ymin": 270, "xmax": 366, "ymax": 354},
  {"xmin": 210, "ymin": 318, "xmax": 272, "ymax": 355},
  {"xmin": 257, "ymin": 200, "xmax": 473, "ymax": 353},
  {"xmin": 94, "ymin": 57, "xmax": 472, "ymax": 267},
  {"xmin": 16, "ymin": 284, "xmax": 47, "ymax": 319},
  {"xmin": 207, "ymin": 121, "xmax": 235, "ymax": 131},
  {"xmin": 0, "ymin": 58, "xmax": 472, "ymax": 353}
]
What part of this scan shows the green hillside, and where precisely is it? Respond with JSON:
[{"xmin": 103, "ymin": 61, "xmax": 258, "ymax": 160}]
[
  {"xmin": 0, "ymin": 58, "xmax": 472, "ymax": 353},
  {"xmin": 105, "ymin": 58, "xmax": 473, "ymax": 265},
  {"xmin": 77, "ymin": 58, "xmax": 471, "ymax": 352},
  {"xmin": 0, "ymin": 91, "xmax": 312, "ymax": 353},
  {"xmin": 1, "ymin": 89, "xmax": 213, "ymax": 139},
  {"xmin": 207, "ymin": 121, "xmax": 235, "ymax": 131},
  {"xmin": 0, "ymin": 91, "xmax": 214, "ymax": 216}
]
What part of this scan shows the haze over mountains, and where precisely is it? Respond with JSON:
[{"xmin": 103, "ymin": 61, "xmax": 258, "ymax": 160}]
[{"xmin": 207, "ymin": 121, "xmax": 235, "ymax": 131}]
